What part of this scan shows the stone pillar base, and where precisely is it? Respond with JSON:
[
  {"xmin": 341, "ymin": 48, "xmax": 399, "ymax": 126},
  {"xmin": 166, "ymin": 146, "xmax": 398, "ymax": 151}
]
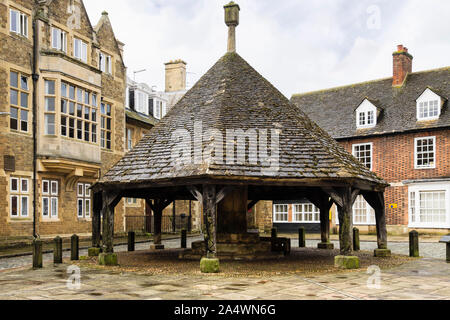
[
  {"xmin": 151, "ymin": 244, "xmax": 165, "ymax": 250},
  {"xmin": 334, "ymin": 255, "xmax": 360, "ymax": 269},
  {"xmin": 200, "ymin": 257, "xmax": 220, "ymax": 273},
  {"xmin": 318, "ymin": 242, "xmax": 334, "ymax": 250},
  {"xmin": 98, "ymin": 253, "xmax": 118, "ymax": 266},
  {"xmin": 88, "ymin": 247, "xmax": 101, "ymax": 257},
  {"xmin": 374, "ymin": 249, "xmax": 391, "ymax": 257}
]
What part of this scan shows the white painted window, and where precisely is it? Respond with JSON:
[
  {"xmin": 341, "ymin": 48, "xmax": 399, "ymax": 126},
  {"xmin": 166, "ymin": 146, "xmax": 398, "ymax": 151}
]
[
  {"xmin": 126, "ymin": 128, "xmax": 133, "ymax": 150},
  {"xmin": 10, "ymin": 177, "xmax": 29, "ymax": 217},
  {"xmin": 409, "ymin": 183, "xmax": 449, "ymax": 228},
  {"xmin": 416, "ymin": 88, "xmax": 441, "ymax": 121},
  {"xmin": 352, "ymin": 143, "xmax": 372, "ymax": 170},
  {"xmin": 99, "ymin": 53, "xmax": 112, "ymax": 74},
  {"xmin": 77, "ymin": 183, "xmax": 91, "ymax": 219},
  {"xmin": 273, "ymin": 204, "xmax": 288, "ymax": 222},
  {"xmin": 126, "ymin": 198, "xmax": 138, "ymax": 205},
  {"xmin": 74, "ymin": 38, "xmax": 88, "ymax": 62},
  {"xmin": 356, "ymin": 99, "xmax": 377, "ymax": 129},
  {"xmin": 51, "ymin": 27, "xmax": 67, "ymax": 52},
  {"xmin": 42, "ymin": 179, "xmax": 58, "ymax": 219},
  {"xmin": 352, "ymin": 195, "xmax": 376, "ymax": 225},
  {"xmin": 415, "ymin": 137, "xmax": 436, "ymax": 169},
  {"xmin": 293, "ymin": 203, "xmax": 319, "ymax": 223},
  {"xmin": 10, "ymin": 9, "xmax": 28, "ymax": 37}
]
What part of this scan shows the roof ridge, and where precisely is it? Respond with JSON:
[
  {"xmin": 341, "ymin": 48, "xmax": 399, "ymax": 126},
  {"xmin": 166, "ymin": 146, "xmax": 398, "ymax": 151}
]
[{"xmin": 292, "ymin": 65, "xmax": 450, "ymax": 98}]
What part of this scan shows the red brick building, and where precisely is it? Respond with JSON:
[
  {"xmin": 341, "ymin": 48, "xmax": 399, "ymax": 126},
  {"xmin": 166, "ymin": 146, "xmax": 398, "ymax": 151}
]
[{"xmin": 291, "ymin": 45, "xmax": 450, "ymax": 234}]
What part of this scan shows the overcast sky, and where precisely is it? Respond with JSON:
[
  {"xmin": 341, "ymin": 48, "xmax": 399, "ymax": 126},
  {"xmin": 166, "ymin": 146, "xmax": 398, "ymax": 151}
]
[{"xmin": 84, "ymin": 0, "xmax": 450, "ymax": 97}]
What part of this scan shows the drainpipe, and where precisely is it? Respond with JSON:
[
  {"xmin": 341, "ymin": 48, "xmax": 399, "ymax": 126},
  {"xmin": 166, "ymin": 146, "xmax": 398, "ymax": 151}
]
[{"xmin": 31, "ymin": 16, "xmax": 39, "ymax": 239}]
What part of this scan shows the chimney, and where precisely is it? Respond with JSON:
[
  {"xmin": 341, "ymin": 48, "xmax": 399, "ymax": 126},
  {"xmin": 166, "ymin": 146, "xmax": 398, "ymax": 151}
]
[
  {"xmin": 224, "ymin": 2, "xmax": 240, "ymax": 53},
  {"xmin": 392, "ymin": 44, "xmax": 413, "ymax": 86},
  {"xmin": 164, "ymin": 60, "xmax": 187, "ymax": 92}
]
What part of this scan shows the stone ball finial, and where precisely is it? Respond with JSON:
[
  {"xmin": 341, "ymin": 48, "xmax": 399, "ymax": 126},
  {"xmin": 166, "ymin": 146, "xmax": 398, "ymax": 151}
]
[{"xmin": 224, "ymin": 1, "xmax": 240, "ymax": 27}]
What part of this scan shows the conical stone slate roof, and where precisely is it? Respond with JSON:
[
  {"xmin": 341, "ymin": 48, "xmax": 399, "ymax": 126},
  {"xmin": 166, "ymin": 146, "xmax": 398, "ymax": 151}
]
[{"xmin": 99, "ymin": 52, "xmax": 386, "ymax": 188}]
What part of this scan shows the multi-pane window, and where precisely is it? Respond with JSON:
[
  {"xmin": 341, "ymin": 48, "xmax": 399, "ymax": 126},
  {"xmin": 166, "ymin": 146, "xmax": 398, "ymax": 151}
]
[
  {"xmin": 418, "ymin": 100, "xmax": 439, "ymax": 120},
  {"xmin": 61, "ymin": 82, "xmax": 98, "ymax": 143},
  {"xmin": 126, "ymin": 198, "xmax": 138, "ymax": 205},
  {"xmin": 101, "ymin": 102, "xmax": 112, "ymax": 149},
  {"xmin": 415, "ymin": 137, "xmax": 435, "ymax": 169},
  {"xmin": 44, "ymin": 80, "xmax": 56, "ymax": 135},
  {"xmin": 358, "ymin": 110, "xmax": 375, "ymax": 127},
  {"xmin": 293, "ymin": 203, "xmax": 319, "ymax": 222},
  {"xmin": 352, "ymin": 143, "xmax": 372, "ymax": 170},
  {"xmin": 51, "ymin": 27, "xmax": 67, "ymax": 52},
  {"xmin": 10, "ymin": 177, "xmax": 29, "ymax": 218},
  {"xmin": 410, "ymin": 190, "xmax": 446, "ymax": 226},
  {"xmin": 42, "ymin": 180, "xmax": 58, "ymax": 219},
  {"xmin": 353, "ymin": 195, "xmax": 376, "ymax": 225},
  {"xmin": 77, "ymin": 183, "xmax": 91, "ymax": 219},
  {"xmin": 10, "ymin": 71, "xmax": 29, "ymax": 132},
  {"xmin": 126, "ymin": 128, "xmax": 133, "ymax": 150},
  {"xmin": 10, "ymin": 9, "xmax": 28, "ymax": 37},
  {"xmin": 99, "ymin": 52, "xmax": 112, "ymax": 74},
  {"xmin": 273, "ymin": 204, "xmax": 288, "ymax": 222},
  {"xmin": 153, "ymin": 100, "xmax": 166, "ymax": 119},
  {"xmin": 74, "ymin": 38, "xmax": 88, "ymax": 62}
]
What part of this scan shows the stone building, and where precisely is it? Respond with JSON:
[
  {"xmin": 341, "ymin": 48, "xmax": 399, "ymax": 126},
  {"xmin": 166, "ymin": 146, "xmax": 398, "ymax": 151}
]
[
  {"xmin": 291, "ymin": 45, "xmax": 450, "ymax": 235},
  {"xmin": 0, "ymin": 0, "xmax": 163, "ymax": 238}
]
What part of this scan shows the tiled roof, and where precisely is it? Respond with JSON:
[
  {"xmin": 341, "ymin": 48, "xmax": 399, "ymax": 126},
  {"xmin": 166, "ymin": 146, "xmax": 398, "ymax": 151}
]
[
  {"xmin": 99, "ymin": 52, "xmax": 385, "ymax": 187},
  {"xmin": 125, "ymin": 109, "xmax": 158, "ymax": 127},
  {"xmin": 291, "ymin": 67, "xmax": 450, "ymax": 139}
]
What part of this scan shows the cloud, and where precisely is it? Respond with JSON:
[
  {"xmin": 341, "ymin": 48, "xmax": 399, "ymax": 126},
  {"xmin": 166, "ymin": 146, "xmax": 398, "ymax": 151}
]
[{"xmin": 83, "ymin": 0, "xmax": 450, "ymax": 97}]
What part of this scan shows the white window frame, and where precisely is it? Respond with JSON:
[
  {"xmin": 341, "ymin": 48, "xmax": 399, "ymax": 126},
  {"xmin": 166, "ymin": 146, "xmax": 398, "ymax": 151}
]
[
  {"xmin": 273, "ymin": 204, "xmax": 289, "ymax": 223},
  {"xmin": 10, "ymin": 9, "xmax": 28, "ymax": 37},
  {"xmin": 416, "ymin": 89, "xmax": 441, "ymax": 121},
  {"xmin": 408, "ymin": 182, "xmax": 450, "ymax": 228},
  {"xmin": 293, "ymin": 203, "xmax": 320, "ymax": 223},
  {"xmin": 74, "ymin": 38, "xmax": 88, "ymax": 63},
  {"xmin": 352, "ymin": 143, "xmax": 373, "ymax": 171},
  {"xmin": 352, "ymin": 195, "xmax": 376, "ymax": 225},
  {"xmin": 42, "ymin": 179, "xmax": 58, "ymax": 219},
  {"xmin": 126, "ymin": 128, "xmax": 133, "ymax": 151},
  {"xmin": 414, "ymin": 136, "xmax": 436, "ymax": 169},
  {"xmin": 51, "ymin": 27, "xmax": 67, "ymax": 53},
  {"xmin": 10, "ymin": 177, "xmax": 30, "ymax": 218},
  {"xmin": 77, "ymin": 183, "xmax": 91, "ymax": 219},
  {"xmin": 356, "ymin": 99, "xmax": 377, "ymax": 129}
]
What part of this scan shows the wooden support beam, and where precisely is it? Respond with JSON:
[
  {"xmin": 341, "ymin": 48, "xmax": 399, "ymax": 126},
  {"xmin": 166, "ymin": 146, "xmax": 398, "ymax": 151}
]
[
  {"xmin": 306, "ymin": 189, "xmax": 334, "ymax": 244},
  {"xmin": 247, "ymin": 199, "xmax": 259, "ymax": 211},
  {"xmin": 101, "ymin": 191, "xmax": 121, "ymax": 253},
  {"xmin": 323, "ymin": 187, "xmax": 359, "ymax": 255},
  {"xmin": 362, "ymin": 191, "xmax": 388, "ymax": 249},
  {"xmin": 92, "ymin": 191, "xmax": 102, "ymax": 248},
  {"xmin": 145, "ymin": 198, "xmax": 173, "ymax": 245},
  {"xmin": 202, "ymin": 184, "xmax": 217, "ymax": 258}
]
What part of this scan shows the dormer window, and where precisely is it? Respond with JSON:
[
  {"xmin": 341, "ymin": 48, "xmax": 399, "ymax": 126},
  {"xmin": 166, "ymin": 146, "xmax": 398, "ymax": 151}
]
[
  {"xmin": 416, "ymin": 88, "xmax": 442, "ymax": 121},
  {"xmin": 356, "ymin": 99, "xmax": 377, "ymax": 129}
]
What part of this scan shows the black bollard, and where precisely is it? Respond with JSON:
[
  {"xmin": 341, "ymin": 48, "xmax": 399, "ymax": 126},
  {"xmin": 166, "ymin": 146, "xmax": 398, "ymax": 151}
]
[
  {"xmin": 353, "ymin": 227, "xmax": 360, "ymax": 251},
  {"xmin": 181, "ymin": 229, "xmax": 187, "ymax": 249},
  {"xmin": 71, "ymin": 234, "xmax": 79, "ymax": 261},
  {"xmin": 128, "ymin": 231, "xmax": 135, "ymax": 252},
  {"xmin": 271, "ymin": 227, "xmax": 277, "ymax": 239},
  {"xmin": 32, "ymin": 239, "xmax": 43, "ymax": 269},
  {"xmin": 409, "ymin": 230, "xmax": 419, "ymax": 257},
  {"xmin": 298, "ymin": 227, "xmax": 306, "ymax": 248},
  {"xmin": 54, "ymin": 236, "xmax": 63, "ymax": 264}
]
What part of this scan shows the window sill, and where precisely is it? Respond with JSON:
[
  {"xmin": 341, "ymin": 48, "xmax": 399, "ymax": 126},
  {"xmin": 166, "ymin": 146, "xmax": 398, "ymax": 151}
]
[
  {"xmin": 8, "ymin": 217, "xmax": 32, "ymax": 222},
  {"xmin": 408, "ymin": 223, "xmax": 449, "ymax": 229},
  {"xmin": 9, "ymin": 129, "xmax": 32, "ymax": 136},
  {"xmin": 41, "ymin": 218, "xmax": 60, "ymax": 222},
  {"xmin": 414, "ymin": 166, "xmax": 436, "ymax": 170},
  {"xmin": 77, "ymin": 218, "xmax": 92, "ymax": 221}
]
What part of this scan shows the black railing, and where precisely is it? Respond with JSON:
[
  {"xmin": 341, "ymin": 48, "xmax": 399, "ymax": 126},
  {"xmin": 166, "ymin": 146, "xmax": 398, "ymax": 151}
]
[{"xmin": 125, "ymin": 215, "xmax": 191, "ymax": 234}]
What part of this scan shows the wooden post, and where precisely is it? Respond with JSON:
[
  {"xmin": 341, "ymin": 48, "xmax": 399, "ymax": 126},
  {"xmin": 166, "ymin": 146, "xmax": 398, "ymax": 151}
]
[
  {"xmin": 305, "ymin": 190, "xmax": 333, "ymax": 249},
  {"xmin": 298, "ymin": 227, "xmax": 306, "ymax": 248},
  {"xmin": 188, "ymin": 200, "xmax": 192, "ymax": 232},
  {"xmin": 128, "ymin": 231, "xmax": 135, "ymax": 252},
  {"xmin": 71, "ymin": 234, "xmax": 79, "ymax": 260},
  {"xmin": 92, "ymin": 192, "xmax": 102, "ymax": 248},
  {"xmin": 202, "ymin": 184, "xmax": 217, "ymax": 258},
  {"xmin": 154, "ymin": 208, "xmax": 163, "ymax": 247},
  {"xmin": 181, "ymin": 229, "xmax": 187, "ymax": 249},
  {"xmin": 172, "ymin": 201, "xmax": 176, "ymax": 233},
  {"xmin": 32, "ymin": 239, "xmax": 43, "ymax": 269},
  {"xmin": 54, "ymin": 236, "xmax": 63, "ymax": 264},
  {"xmin": 333, "ymin": 187, "xmax": 359, "ymax": 255},
  {"xmin": 353, "ymin": 227, "xmax": 360, "ymax": 251},
  {"xmin": 409, "ymin": 230, "xmax": 419, "ymax": 257},
  {"xmin": 271, "ymin": 227, "xmax": 277, "ymax": 239}
]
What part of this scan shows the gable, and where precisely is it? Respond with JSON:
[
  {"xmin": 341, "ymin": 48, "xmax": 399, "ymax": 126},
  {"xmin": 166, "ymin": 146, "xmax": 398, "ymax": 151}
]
[
  {"xmin": 356, "ymin": 99, "xmax": 377, "ymax": 113},
  {"xmin": 416, "ymin": 88, "xmax": 441, "ymax": 102},
  {"xmin": 95, "ymin": 15, "xmax": 124, "ymax": 66},
  {"xmin": 48, "ymin": 0, "xmax": 94, "ymax": 39}
]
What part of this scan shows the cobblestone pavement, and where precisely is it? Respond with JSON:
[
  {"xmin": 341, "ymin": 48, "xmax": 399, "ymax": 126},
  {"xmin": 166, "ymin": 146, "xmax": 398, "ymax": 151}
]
[
  {"xmin": 0, "ymin": 236, "xmax": 203, "ymax": 271},
  {"xmin": 0, "ymin": 257, "xmax": 448, "ymax": 300}
]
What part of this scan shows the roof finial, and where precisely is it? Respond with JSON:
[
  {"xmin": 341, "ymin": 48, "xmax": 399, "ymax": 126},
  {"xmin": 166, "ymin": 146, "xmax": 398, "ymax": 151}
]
[{"xmin": 224, "ymin": 2, "xmax": 240, "ymax": 53}]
